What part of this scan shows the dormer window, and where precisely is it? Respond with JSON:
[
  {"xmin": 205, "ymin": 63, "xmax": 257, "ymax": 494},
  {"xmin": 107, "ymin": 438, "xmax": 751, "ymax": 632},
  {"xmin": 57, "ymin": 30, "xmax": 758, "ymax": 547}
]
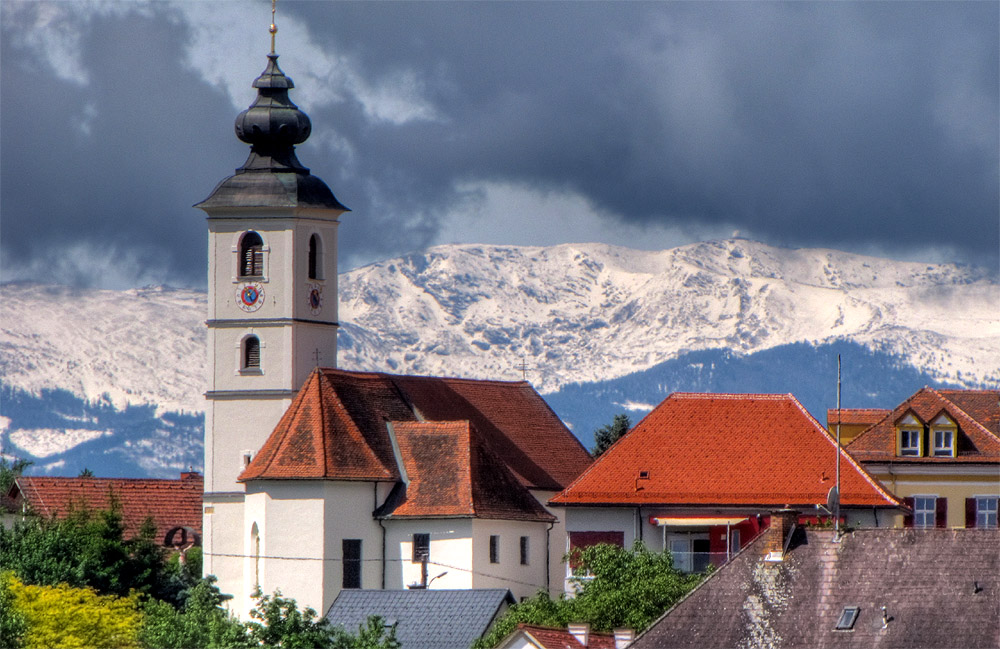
[
  {"xmin": 899, "ymin": 428, "xmax": 921, "ymax": 456},
  {"xmin": 930, "ymin": 414, "xmax": 957, "ymax": 457},
  {"xmin": 240, "ymin": 231, "xmax": 264, "ymax": 278},
  {"xmin": 897, "ymin": 413, "xmax": 924, "ymax": 456},
  {"xmin": 933, "ymin": 429, "xmax": 955, "ymax": 457}
]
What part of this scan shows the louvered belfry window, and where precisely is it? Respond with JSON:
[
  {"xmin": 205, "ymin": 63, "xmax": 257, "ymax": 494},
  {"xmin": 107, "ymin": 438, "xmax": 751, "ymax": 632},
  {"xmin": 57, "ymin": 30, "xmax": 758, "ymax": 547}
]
[
  {"xmin": 244, "ymin": 336, "xmax": 260, "ymax": 369},
  {"xmin": 240, "ymin": 232, "xmax": 264, "ymax": 277}
]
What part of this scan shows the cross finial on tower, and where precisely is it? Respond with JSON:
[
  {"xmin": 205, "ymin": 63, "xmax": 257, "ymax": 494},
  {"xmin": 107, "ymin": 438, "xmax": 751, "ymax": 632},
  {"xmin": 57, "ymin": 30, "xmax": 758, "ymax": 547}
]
[
  {"xmin": 312, "ymin": 348, "xmax": 322, "ymax": 367},
  {"xmin": 270, "ymin": 0, "xmax": 278, "ymax": 54},
  {"xmin": 517, "ymin": 358, "xmax": 532, "ymax": 381}
]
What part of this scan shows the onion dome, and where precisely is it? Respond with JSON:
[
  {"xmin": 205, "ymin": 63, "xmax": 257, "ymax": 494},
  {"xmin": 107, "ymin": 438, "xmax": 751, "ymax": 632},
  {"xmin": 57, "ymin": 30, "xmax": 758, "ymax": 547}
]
[{"xmin": 196, "ymin": 53, "xmax": 347, "ymax": 213}]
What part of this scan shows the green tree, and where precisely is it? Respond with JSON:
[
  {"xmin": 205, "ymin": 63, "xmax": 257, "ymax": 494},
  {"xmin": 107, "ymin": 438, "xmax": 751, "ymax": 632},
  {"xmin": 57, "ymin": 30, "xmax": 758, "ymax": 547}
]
[
  {"xmin": 246, "ymin": 587, "xmax": 337, "ymax": 648},
  {"xmin": 140, "ymin": 577, "xmax": 250, "ymax": 649},
  {"xmin": 591, "ymin": 413, "xmax": 631, "ymax": 456},
  {"xmin": 474, "ymin": 542, "xmax": 705, "ymax": 648},
  {"xmin": 0, "ymin": 456, "xmax": 30, "ymax": 494},
  {"xmin": 329, "ymin": 616, "xmax": 400, "ymax": 649}
]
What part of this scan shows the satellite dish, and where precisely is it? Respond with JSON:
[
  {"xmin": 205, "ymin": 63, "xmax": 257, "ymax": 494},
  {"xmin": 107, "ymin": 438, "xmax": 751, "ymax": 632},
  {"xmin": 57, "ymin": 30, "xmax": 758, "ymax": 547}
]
[{"xmin": 826, "ymin": 486, "xmax": 840, "ymax": 513}]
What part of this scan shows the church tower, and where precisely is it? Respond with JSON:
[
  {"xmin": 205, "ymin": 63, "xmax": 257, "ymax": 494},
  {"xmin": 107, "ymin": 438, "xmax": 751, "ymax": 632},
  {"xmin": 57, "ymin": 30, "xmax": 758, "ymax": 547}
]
[{"xmin": 195, "ymin": 22, "xmax": 347, "ymax": 599}]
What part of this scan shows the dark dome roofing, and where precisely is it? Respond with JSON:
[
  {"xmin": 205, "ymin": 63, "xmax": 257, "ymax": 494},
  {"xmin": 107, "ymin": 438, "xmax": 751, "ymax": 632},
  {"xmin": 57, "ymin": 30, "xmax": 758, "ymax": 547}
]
[{"xmin": 196, "ymin": 54, "xmax": 348, "ymax": 213}]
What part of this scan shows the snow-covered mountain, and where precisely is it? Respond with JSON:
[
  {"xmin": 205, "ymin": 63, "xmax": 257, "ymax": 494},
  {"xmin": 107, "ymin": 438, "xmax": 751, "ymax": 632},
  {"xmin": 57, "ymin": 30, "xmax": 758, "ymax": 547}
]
[
  {"xmin": 338, "ymin": 239, "xmax": 1000, "ymax": 391},
  {"xmin": 2, "ymin": 239, "xmax": 997, "ymax": 474}
]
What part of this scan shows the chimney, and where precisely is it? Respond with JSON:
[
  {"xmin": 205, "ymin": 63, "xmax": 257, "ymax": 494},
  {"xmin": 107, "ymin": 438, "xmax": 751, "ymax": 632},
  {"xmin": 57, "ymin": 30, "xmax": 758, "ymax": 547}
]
[
  {"xmin": 568, "ymin": 622, "xmax": 590, "ymax": 647},
  {"xmin": 613, "ymin": 628, "xmax": 635, "ymax": 649},
  {"xmin": 180, "ymin": 471, "xmax": 200, "ymax": 480},
  {"xmin": 764, "ymin": 509, "xmax": 798, "ymax": 562}
]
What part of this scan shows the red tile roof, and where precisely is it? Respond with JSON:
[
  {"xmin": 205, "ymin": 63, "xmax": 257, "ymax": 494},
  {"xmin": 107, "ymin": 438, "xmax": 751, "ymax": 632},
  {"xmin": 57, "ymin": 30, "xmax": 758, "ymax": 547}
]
[
  {"xmin": 551, "ymin": 393, "xmax": 899, "ymax": 508},
  {"xmin": 847, "ymin": 387, "xmax": 1000, "ymax": 463},
  {"xmin": 826, "ymin": 408, "xmax": 890, "ymax": 426},
  {"xmin": 241, "ymin": 369, "xmax": 592, "ymax": 492},
  {"xmin": 513, "ymin": 625, "xmax": 616, "ymax": 649},
  {"xmin": 376, "ymin": 421, "xmax": 555, "ymax": 522},
  {"xmin": 10, "ymin": 473, "xmax": 203, "ymax": 544}
]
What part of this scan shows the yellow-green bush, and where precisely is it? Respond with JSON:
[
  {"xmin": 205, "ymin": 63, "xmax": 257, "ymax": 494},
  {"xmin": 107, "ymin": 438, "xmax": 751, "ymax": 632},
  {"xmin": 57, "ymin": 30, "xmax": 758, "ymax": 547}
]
[{"xmin": 9, "ymin": 577, "xmax": 142, "ymax": 649}]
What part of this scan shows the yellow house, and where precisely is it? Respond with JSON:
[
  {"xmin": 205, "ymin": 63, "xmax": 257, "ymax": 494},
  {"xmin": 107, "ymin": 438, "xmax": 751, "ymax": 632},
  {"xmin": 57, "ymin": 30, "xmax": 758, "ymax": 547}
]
[
  {"xmin": 846, "ymin": 388, "xmax": 1000, "ymax": 529},
  {"xmin": 826, "ymin": 408, "xmax": 890, "ymax": 446}
]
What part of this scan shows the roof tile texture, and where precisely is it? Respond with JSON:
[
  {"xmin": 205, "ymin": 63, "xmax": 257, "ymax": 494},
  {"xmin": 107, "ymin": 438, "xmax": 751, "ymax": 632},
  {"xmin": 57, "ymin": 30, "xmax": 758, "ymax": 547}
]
[
  {"xmin": 516, "ymin": 625, "xmax": 616, "ymax": 649},
  {"xmin": 325, "ymin": 588, "xmax": 514, "ymax": 649},
  {"xmin": 381, "ymin": 421, "xmax": 555, "ymax": 521},
  {"xmin": 848, "ymin": 388, "xmax": 1000, "ymax": 463},
  {"xmin": 552, "ymin": 393, "xmax": 897, "ymax": 507},
  {"xmin": 633, "ymin": 528, "xmax": 1000, "ymax": 649},
  {"xmin": 241, "ymin": 369, "xmax": 591, "ymax": 492},
  {"xmin": 11, "ymin": 473, "xmax": 203, "ymax": 542}
]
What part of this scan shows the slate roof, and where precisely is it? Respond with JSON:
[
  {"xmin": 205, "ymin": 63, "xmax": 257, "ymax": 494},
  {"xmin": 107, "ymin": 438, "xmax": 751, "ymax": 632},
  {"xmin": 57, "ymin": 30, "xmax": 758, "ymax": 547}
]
[
  {"xmin": 551, "ymin": 393, "xmax": 899, "ymax": 508},
  {"xmin": 375, "ymin": 421, "xmax": 555, "ymax": 522},
  {"xmin": 241, "ymin": 368, "xmax": 592, "ymax": 492},
  {"xmin": 506, "ymin": 625, "xmax": 616, "ymax": 649},
  {"xmin": 848, "ymin": 388, "xmax": 1000, "ymax": 464},
  {"xmin": 632, "ymin": 527, "xmax": 1000, "ymax": 649},
  {"xmin": 325, "ymin": 588, "xmax": 515, "ymax": 649},
  {"xmin": 9, "ymin": 472, "xmax": 203, "ymax": 544}
]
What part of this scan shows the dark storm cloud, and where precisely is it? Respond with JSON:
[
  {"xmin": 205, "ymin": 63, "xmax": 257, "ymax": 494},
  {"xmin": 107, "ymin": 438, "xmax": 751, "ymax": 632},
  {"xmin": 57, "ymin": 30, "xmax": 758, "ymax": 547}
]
[{"xmin": 2, "ymin": 1, "xmax": 997, "ymax": 288}]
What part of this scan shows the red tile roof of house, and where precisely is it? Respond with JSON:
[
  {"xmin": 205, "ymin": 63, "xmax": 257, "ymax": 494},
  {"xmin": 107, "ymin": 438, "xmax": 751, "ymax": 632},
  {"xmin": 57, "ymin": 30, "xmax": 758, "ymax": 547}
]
[
  {"xmin": 512, "ymin": 625, "xmax": 616, "ymax": 649},
  {"xmin": 551, "ymin": 393, "xmax": 899, "ymax": 508},
  {"xmin": 9, "ymin": 472, "xmax": 203, "ymax": 544},
  {"xmin": 375, "ymin": 421, "xmax": 555, "ymax": 522},
  {"xmin": 847, "ymin": 387, "xmax": 1000, "ymax": 463},
  {"xmin": 241, "ymin": 368, "xmax": 592, "ymax": 492},
  {"xmin": 826, "ymin": 408, "xmax": 890, "ymax": 427}
]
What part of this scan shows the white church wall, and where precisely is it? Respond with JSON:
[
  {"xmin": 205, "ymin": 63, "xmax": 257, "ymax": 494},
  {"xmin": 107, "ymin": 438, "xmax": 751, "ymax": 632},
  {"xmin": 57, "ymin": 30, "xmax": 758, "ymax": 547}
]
[
  {"xmin": 533, "ymin": 490, "xmax": 569, "ymax": 597},
  {"xmin": 471, "ymin": 519, "xmax": 551, "ymax": 601},
  {"xmin": 319, "ymin": 480, "xmax": 386, "ymax": 614},
  {"xmin": 206, "ymin": 398, "xmax": 291, "ymax": 491},
  {"xmin": 202, "ymin": 496, "xmax": 247, "ymax": 613},
  {"xmin": 384, "ymin": 519, "xmax": 475, "ymax": 591}
]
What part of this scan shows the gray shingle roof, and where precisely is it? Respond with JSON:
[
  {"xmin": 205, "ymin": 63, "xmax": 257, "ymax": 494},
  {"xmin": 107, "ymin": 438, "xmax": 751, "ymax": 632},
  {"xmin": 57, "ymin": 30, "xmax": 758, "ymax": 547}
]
[
  {"xmin": 325, "ymin": 589, "xmax": 515, "ymax": 649},
  {"xmin": 633, "ymin": 528, "xmax": 1000, "ymax": 649}
]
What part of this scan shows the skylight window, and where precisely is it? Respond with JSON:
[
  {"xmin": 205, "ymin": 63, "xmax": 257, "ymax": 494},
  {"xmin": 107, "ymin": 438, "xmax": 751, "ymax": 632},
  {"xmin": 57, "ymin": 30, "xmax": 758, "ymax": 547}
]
[{"xmin": 835, "ymin": 606, "xmax": 860, "ymax": 630}]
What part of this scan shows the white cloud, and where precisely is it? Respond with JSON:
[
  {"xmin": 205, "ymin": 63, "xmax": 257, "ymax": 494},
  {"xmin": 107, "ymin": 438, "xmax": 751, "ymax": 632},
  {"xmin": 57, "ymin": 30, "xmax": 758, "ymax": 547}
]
[
  {"xmin": 10, "ymin": 427, "xmax": 111, "ymax": 458},
  {"xmin": 432, "ymin": 180, "xmax": 734, "ymax": 252}
]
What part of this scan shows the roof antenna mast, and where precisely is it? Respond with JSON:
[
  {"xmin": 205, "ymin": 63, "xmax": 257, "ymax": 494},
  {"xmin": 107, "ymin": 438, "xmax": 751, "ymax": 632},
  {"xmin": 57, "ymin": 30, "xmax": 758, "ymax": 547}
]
[
  {"xmin": 270, "ymin": 0, "xmax": 278, "ymax": 54},
  {"xmin": 835, "ymin": 353, "xmax": 842, "ymax": 536}
]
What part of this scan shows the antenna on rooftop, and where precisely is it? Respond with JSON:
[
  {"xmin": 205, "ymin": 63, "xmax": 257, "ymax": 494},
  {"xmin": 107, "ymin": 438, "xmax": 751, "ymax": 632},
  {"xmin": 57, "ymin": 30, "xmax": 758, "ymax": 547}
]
[{"xmin": 835, "ymin": 354, "xmax": 842, "ymax": 535}]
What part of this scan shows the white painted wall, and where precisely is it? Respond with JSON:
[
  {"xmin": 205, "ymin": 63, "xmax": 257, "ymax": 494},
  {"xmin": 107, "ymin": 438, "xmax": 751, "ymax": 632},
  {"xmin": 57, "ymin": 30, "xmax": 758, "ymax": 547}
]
[
  {"xmin": 384, "ymin": 519, "xmax": 475, "ymax": 591},
  {"xmin": 471, "ymin": 519, "xmax": 551, "ymax": 601}
]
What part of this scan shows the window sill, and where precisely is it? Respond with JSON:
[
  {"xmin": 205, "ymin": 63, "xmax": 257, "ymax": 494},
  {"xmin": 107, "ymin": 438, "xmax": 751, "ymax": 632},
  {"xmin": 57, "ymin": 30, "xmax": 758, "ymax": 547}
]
[{"xmin": 239, "ymin": 368, "xmax": 263, "ymax": 376}]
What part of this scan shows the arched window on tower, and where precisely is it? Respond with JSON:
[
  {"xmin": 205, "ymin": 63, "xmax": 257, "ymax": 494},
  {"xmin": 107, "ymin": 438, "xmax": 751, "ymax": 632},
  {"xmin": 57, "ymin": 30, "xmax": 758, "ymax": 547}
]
[
  {"xmin": 308, "ymin": 234, "xmax": 322, "ymax": 280},
  {"xmin": 240, "ymin": 231, "xmax": 264, "ymax": 277},
  {"xmin": 243, "ymin": 336, "xmax": 261, "ymax": 370}
]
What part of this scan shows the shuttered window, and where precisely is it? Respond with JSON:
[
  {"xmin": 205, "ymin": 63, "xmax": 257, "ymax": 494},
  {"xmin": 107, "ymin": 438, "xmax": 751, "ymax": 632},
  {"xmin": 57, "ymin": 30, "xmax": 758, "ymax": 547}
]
[
  {"xmin": 489, "ymin": 535, "xmax": 500, "ymax": 564},
  {"xmin": 244, "ymin": 336, "xmax": 260, "ymax": 369},
  {"xmin": 412, "ymin": 533, "xmax": 430, "ymax": 562},
  {"xmin": 240, "ymin": 232, "xmax": 264, "ymax": 277}
]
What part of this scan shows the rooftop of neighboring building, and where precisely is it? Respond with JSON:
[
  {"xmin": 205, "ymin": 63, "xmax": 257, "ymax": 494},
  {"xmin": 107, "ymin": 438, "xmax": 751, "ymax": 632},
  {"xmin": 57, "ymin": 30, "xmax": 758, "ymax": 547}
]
[
  {"xmin": 631, "ymin": 525, "xmax": 1000, "ymax": 649},
  {"xmin": 8, "ymin": 471, "xmax": 203, "ymax": 545},
  {"xmin": 847, "ymin": 387, "xmax": 1000, "ymax": 464},
  {"xmin": 550, "ymin": 393, "xmax": 899, "ymax": 508},
  {"xmin": 325, "ymin": 588, "xmax": 515, "ymax": 649},
  {"xmin": 498, "ymin": 624, "xmax": 618, "ymax": 649}
]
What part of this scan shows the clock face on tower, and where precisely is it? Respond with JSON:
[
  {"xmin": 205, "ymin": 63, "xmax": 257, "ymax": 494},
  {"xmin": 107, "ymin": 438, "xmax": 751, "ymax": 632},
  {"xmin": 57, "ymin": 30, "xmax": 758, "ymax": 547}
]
[{"xmin": 237, "ymin": 282, "xmax": 265, "ymax": 312}]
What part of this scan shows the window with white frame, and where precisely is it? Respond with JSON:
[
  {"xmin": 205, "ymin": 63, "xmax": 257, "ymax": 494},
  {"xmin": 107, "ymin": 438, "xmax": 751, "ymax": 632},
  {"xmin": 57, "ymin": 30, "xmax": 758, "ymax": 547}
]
[
  {"xmin": 932, "ymin": 428, "xmax": 955, "ymax": 457},
  {"xmin": 899, "ymin": 428, "xmax": 921, "ymax": 456},
  {"xmin": 913, "ymin": 496, "xmax": 936, "ymax": 528},
  {"xmin": 977, "ymin": 497, "xmax": 998, "ymax": 528},
  {"xmin": 239, "ymin": 232, "xmax": 264, "ymax": 278}
]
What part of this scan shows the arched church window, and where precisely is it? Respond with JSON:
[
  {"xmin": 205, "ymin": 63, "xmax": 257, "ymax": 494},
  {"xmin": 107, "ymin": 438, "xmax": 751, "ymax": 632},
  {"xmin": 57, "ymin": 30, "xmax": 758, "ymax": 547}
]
[
  {"xmin": 243, "ymin": 336, "xmax": 260, "ymax": 370},
  {"xmin": 240, "ymin": 232, "xmax": 264, "ymax": 277},
  {"xmin": 308, "ymin": 234, "xmax": 322, "ymax": 280}
]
